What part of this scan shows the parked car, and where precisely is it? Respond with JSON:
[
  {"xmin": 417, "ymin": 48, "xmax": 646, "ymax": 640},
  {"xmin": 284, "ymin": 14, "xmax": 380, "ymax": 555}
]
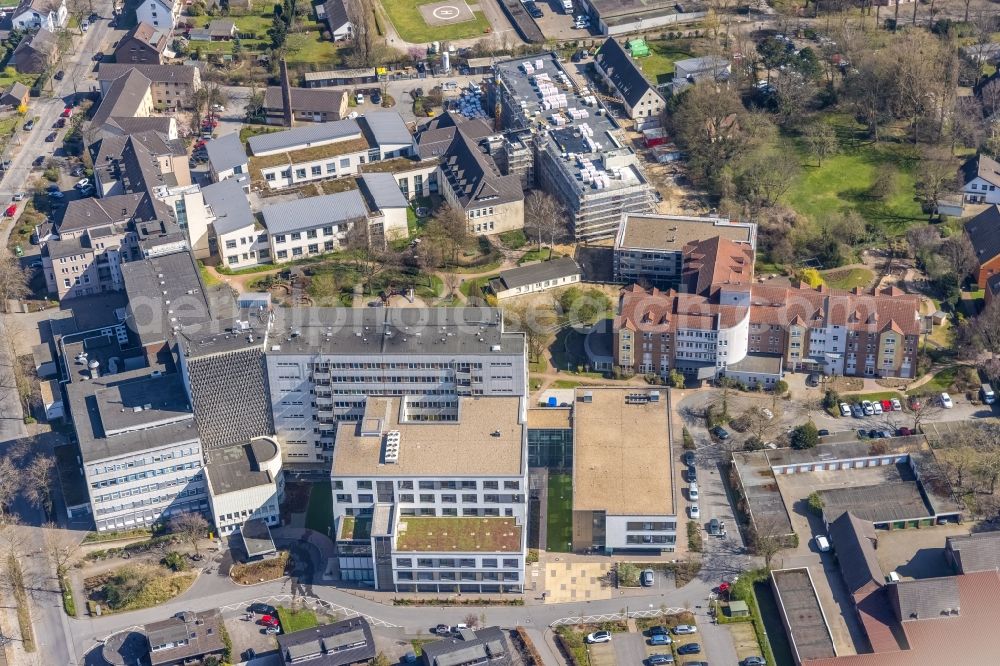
[
  {"xmin": 908, "ymin": 396, "xmax": 922, "ymax": 410},
  {"xmin": 45, "ymin": 131, "xmax": 56, "ymax": 142},
  {"xmin": 356, "ymin": 93, "xmax": 365, "ymax": 104},
  {"xmin": 869, "ymin": 429, "xmax": 880, "ymax": 439},
  {"xmin": 61, "ymin": 107, "xmax": 72, "ymax": 118},
  {"xmin": 685, "ymin": 466, "xmax": 697, "ymax": 483},
  {"xmin": 710, "ymin": 425, "xmax": 730, "ymax": 440},
  {"xmin": 434, "ymin": 624, "xmax": 450, "ymax": 634},
  {"xmin": 523, "ymin": 1, "xmax": 544, "ymax": 18},
  {"xmin": 32, "ymin": 155, "xmax": 44, "ymax": 167},
  {"xmin": 881, "ymin": 399, "xmax": 893, "ymax": 412},
  {"xmin": 12, "ymin": 192, "xmax": 25, "ymax": 201},
  {"xmin": 839, "ymin": 402, "xmax": 851, "ymax": 417},
  {"xmin": 682, "ymin": 450, "xmax": 695, "ymax": 466},
  {"xmin": 93, "ymin": 52, "xmax": 104, "ymax": 61},
  {"xmin": 806, "ymin": 373, "xmax": 820, "ymax": 387},
  {"xmin": 688, "ymin": 482, "xmax": 699, "ymax": 501},
  {"xmin": 818, "ymin": 429, "xmax": 830, "ymax": 436},
  {"xmin": 761, "ymin": 408, "xmax": 774, "ymax": 420},
  {"xmin": 677, "ymin": 644, "xmax": 701, "ymax": 655},
  {"xmin": 258, "ymin": 615, "xmax": 279, "ymax": 627},
  {"xmin": 815, "ymin": 535, "xmax": 831, "ymax": 552},
  {"xmin": 75, "ymin": 178, "xmax": 90, "ymax": 189},
  {"xmin": 648, "ymin": 626, "xmax": 668, "ymax": 637},
  {"xmin": 688, "ymin": 504, "xmax": 700, "ymax": 519},
  {"xmin": 857, "ymin": 428, "xmax": 868, "ymax": 439},
  {"xmin": 248, "ymin": 602, "xmax": 276, "ymax": 615},
  {"xmin": 4, "ymin": 204, "xmax": 15, "ymax": 217},
  {"xmin": 673, "ymin": 625, "xmax": 698, "ymax": 635},
  {"xmin": 872, "ymin": 401, "xmax": 883, "ymax": 415},
  {"xmin": 54, "ymin": 70, "xmax": 64, "ymax": 80},
  {"xmin": 649, "ymin": 634, "xmax": 672, "ymax": 646},
  {"xmin": 646, "ymin": 655, "xmax": 673, "ymax": 665},
  {"xmin": 707, "ymin": 518, "xmax": 722, "ymax": 536},
  {"xmin": 55, "ymin": 117, "xmax": 65, "ymax": 128},
  {"xmin": 851, "ymin": 403, "xmax": 863, "ymax": 418},
  {"xmin": 743, "ymin": 658, "xmax": 767, "ymax": 666},
  {"xmin": 890, "ymin": 398, "xmax": 902, "ymax": 411},
  {"xmin": 897, "ymin": 427, "xmax": 912, "ymax": 437},
  {"xmin": 940, "ymin": 392, "xmax": 954, "ymax": 408},
  {"xmin": 861, "ymin": 400, "xmax": 875, "ymax": 415},
  {"xmin": 586, "ymin": 631, "xmax": 612, "ymax": 644},
  {"xmin": 640, "ymin": 569, "xmax": 655, "ymax": 587},
  {"xmin": 23, "ymin": 119, "xmax": 34, "ymax": 131},
  {"xmin": 70, "ymin": 166, "xmax": 85, "ymax": 177},
  {"xmin": 47, "ymin": 190, "xmax": 64, "ymax": 199},
  {"xmin": 371, "ymin": 92, "xmax": 381, "ymax": 104}
]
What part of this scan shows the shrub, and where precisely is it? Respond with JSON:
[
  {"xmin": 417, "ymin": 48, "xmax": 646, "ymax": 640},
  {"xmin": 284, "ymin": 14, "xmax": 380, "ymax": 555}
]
[
  {"xmin": 526, "ymin": 549, "xmax": 539, "ymax": 564},
  {"xmin": 744, "ymin": 436, "xmax": 765, "ymax": 451},
  {"xmin": 162, "ymin": 551, "xmax": 188, "ymax": 572},
  {"xmin": 687, "ymin": 520, "xmax": 703, "ymax": 552},
  {"xmin": 617, "ymin": 562, "xmax": 640, "ymax": 587},
  {"xmin": 822, "ymin": 389, "xmax": 840, "ymax": 410},
  {"xmin": 682, "ymin": 427, "xmax": 695, "ymax": 450},
  {"xmin": 772, "ymin": 380, "xmax": 788, "ymax": 395},
  {"xmin": 790, "ymin": 421, "xmax": 819, "ymax": 449},
  {"xmin": 730, "ymin": 412, "xmax": 752, "ymax": 433},
  {"xmin": 807, "ymin": 491, "xmax": 824, "ymax": 516}
]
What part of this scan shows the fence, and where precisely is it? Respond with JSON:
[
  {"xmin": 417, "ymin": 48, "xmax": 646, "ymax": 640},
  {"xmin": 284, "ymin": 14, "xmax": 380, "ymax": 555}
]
[{"xmin": 549, "ymin": 607, "xmax": 687, "ymax": 627}]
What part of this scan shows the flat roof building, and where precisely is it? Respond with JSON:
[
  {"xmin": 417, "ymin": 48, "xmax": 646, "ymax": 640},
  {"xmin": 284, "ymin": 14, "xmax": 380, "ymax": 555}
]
[
  {"xmin": 572, "ymin": 387, "xmax": 676, "ymax": 553},
  {"xmin": 489, "ymin": 256, "xmax": 581, "ymax": 300},
  {"xmin": 331, "ymin": 395, "xmax": 528, "ymax": 593},
  {"xmin": 205, "ymin": 437, "xmax": 284, "ymax": 536},
  {"xmin": 770, "ymin": 568, "xmax": 837, "ymax": 664}
]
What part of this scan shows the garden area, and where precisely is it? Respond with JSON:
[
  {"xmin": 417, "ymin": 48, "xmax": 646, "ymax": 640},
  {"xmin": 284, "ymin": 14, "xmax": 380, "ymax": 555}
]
[
  {"xmin": 85, "ymin": 563, "xmax": 197, "ymax": 614},
  {"xmin": 277, "ymin": 605, "xmax": 319, "ymax": 632},
  {"xmin": 230, "ymin": 551, "xmax": 291, "ymax": 584},
  {"xmin": 633, "ymin": 39, "xmax": 695, "ymax": 85},
  {"xmin": 546, "ymin": 472, "xmax": 572, "ymax": 553}
]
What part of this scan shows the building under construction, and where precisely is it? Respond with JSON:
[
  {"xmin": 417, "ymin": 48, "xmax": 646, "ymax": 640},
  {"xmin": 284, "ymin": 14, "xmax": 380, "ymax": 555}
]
[{"xmin": 487, "ymin": 52, "xmax": 656, "ymax": 242}]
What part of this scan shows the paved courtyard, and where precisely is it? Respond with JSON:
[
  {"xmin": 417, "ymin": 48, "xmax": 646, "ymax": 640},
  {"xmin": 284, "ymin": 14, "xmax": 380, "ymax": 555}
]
[{"xmin": 541, "ymin": 559, "xmax": 612, "ymax": 603}]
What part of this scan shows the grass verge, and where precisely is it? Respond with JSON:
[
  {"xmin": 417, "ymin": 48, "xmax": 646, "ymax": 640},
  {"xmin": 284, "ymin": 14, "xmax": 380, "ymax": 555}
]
[
  {"xmin": 230, "ymin": 551, "xmax": 290, "ymax": 584},
  {"xmin": 546, "ymin": 472, "xmax": 573, "ymax": 553},
  {"xmin": 277, "ymin": 605, "xmax": 318, "ymax": 633},
  {"xmin": 8, "ymin": 555, "xmax": 35, "ymax": 651},
  {"xmin": 59, "ymin": 571, "xmax": 76, "ymax": 616},
  {"xmin": 381, "ymin": 0, "xmax": 491, "ymax": 42}
]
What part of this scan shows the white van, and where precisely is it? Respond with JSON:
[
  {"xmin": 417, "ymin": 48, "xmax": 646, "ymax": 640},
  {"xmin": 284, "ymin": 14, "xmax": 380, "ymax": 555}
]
[{"xmin": 982, "ymin": 383, "xmax": 996, "ymax": 405}]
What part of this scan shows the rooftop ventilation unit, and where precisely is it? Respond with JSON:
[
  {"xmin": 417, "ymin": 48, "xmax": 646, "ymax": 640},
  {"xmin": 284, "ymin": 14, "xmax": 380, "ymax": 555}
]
[{"xmin": 384, "ymin": 430, "xmax": 401, "ymax": 464}]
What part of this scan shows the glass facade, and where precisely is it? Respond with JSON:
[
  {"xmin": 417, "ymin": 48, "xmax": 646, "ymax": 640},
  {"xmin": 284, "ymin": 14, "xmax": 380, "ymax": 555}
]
[{"xmin": 527, "ymin": 427, "xmax": 573, "ymax": 468}]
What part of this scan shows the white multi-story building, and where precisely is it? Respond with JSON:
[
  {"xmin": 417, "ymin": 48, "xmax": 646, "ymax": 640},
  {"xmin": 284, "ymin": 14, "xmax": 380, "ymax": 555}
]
[
  {"xmin": 65, "ymin": 369, "xmax": 208, "ymax": 532},
  {"xmin": 331, "ymin": 395, "xmax": 527, "ymax": 593},
  {"xmin": 135, "ymin": 0, "xmax": 182, "ymax": 32},
  {"xmin": 265, "ymin": 307, "xmax": 527, "ymax": 465},
  {"xmin": 10, "ymin": 0, "xmax": 67, "ymax": 32},
  {"xmin": 205, "ymin": 437, "xmax": 284, "ymax": 536}
]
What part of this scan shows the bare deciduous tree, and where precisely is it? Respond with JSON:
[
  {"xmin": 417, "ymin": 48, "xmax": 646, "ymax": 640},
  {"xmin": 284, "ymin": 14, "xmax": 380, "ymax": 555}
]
[
  {"xmin": 523, "ymin": 191, "xmax": 566, "ymax": 252},
  {"xmin": 169, "ymin": 513, "xmax": 209, "ymax": 557},
  {"xmin": 25, "ymin": 454, "xmax": 55, "ymax": 518},
  {"xmin": 0, "ymin": 254, "xmax": 29, "ymax": 312}
]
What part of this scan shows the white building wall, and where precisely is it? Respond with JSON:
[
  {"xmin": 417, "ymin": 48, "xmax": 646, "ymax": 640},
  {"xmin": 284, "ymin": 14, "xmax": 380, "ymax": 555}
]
[
  {"xmin": 717, "ymin": 308, "xmax": 750, "ymax": 369},
  {"xmin": 604, "ymin": 514, "xmax": 678, "ymax": 552},
  {"xmin": 495, "ymin": 272, "xmax": 580, "ymax": 300},
  {"xmin": 85, "ymin": 437, "xmax": 207, "ymax": 532},
  {"xmin": 268, "ymin": 222, "xmax": 350, "ymax": 263},
  {"xmin": 209, "ymin": 483, "xmax": 281, "ymax": 535},
  {"xmin": 218, "ymin": 223, "xmax": 270, "ymax": 269},
  {"xmin": 136, "ymin": 0, "xmax": 179, "ymax": 31},
  {"xmin": 260, "ymin": 150, "xmax": 367, "ymax": 190}
]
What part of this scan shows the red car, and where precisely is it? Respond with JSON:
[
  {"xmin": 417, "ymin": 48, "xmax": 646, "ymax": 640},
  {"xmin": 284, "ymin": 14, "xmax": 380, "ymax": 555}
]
[
  {"xmin": 4, "ymin": 204, "xmax": 16, "ymax": 217},
  {"xmin": 881, "ymin": 399, "xmax": 893, "ymax": 412},
  {"xmin": 61, "ymin": 107, "xmax": 72, "ymax": 118},
  {"xmin": 258, "ymin": 615, "xmax": 279, "ymax": 627}
]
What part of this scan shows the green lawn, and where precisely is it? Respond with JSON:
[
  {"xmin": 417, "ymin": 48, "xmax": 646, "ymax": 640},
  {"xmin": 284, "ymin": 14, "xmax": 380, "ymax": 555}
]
[
  {"xmin": 518, "ymin": 248, "xmax": 560, "ymax": 265},
  {"xmin": 284, "ymin": 27, "xmax": 343, "ymax": 67},
  {"xmin": 277, "ymin": 606, "xmax": 318, "ymax": 633},
  {"xmin": 634, "ymin": 40, "xmax": 693, "ymax": 85},
  {"xmin": 848, "ymin": 390, "xmax": 904, "ymax": 404},
  {"xmin": 381, "ymin": 0, "xmax": 491, "ymax": 43},
  {"xmin": 551, "ymin": 380, "xmax": 582, "ymax": 389},
  {"xmin": 783, "ymin": 117, "xmax": 924, "ymax": 234},
  {"xmin": 820, "ymin": 267, "xmax": 874, "ymax": 291},
  {"xmin": 304, "ymin": 481, "xmax": 333, "ymax": 536},
  {"xmin": 546, "ymin": 473, "xmax": 573, "ymax": 553}
]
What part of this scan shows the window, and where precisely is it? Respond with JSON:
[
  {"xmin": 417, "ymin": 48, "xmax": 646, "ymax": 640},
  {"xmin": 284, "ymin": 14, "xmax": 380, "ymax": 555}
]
[
  {"xmin": 503, "ymin": 481, "xmax": 520, "ymax": 490},
  {"xmin": 291, "ymin": 232, "xmax": 301, "ymax": 241},
  {"xmin": 292, "ymin": 247, "xmax": 303, "ymax": 256},
  {"xmin": 357, "ymin": 481, "xmax": 372, "ymax": 489},
  {"xmin": 307, "ymin": 229, "xmax": 318, "ymax": 239},
  {"xmin": 335, "ymin": 494, "xmax": 352, "ymax": 502},
  {"xmin": 308, "ymin": 244, "xmax": 318, "ymax": 253},
  {"xmin": 398, "ymin": 481, "xmax": 413, "ymax": 489},
  {"xmin": 340, "ymin": 158, "xmax": 350, "ymax": 168},
  {"xmin": 265, "ymin": 172, "xmax": 275, "ymax": 182},
  {"xmin": 441, "ymin": 494, "xmax": 456, "ymax": 503},
  {"xmin": 483, "ymin": 481, "xmax": 499, "ymax": 490},
  {"xmin": 462, "ymin": 494, "xmax": 477, "ymax": 503},
  {"xmin": 418, "ymin": 481, "xmax": 434, "ymax": 490},
  {"xmin": 323, "ymin": 226, "xmax": 333, "ymax": 236},
  {"xmin": 225, "ymin": 239, "xmax": 237, "ymax": 249},
  {"xmin": 295, "ymin": 168, "xmax": 306, "ymax": 179},
  {"xmin": 399, "ymin": 494, "xmax": 414, "ymax": 503},
  {"xmin": 396, "ymin": 558, "xmax": 412, "ymax": 567},
  {"xmin": 276, "ymin": 250, "xmax": 287, "ymax": 259},
  {"xmin": 358, "ymin": 494, "xmax": 373, "ymax": 503},
  {"xmin": 503, "ymin": 558, "xmax": 518, "ymax": 567},
  {"xmin": 274, "ymin": 234, "xmax": 286, "ymax": 244},
  {"xmin": 311, "ymin": 166, "xmax": 321, "ymax": 176},
  {"xmin": 326, "ymin": 162, "xmax": 337, "ymax": 173},
  {"xmin": 482, "ymin": 558, "xmax": 497, "ymax": 568}
]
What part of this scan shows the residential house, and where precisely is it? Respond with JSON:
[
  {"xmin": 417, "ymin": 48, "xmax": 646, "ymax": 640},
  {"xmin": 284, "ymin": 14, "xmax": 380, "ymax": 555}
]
[
  {"xmin": 10, "ymin": 0, "xmax": 66, "ymax": 31},
  {"xmin": 277, "ymin": 618, "xmax": 375, "ymax": 666},
  {"xmin": 593, "ymin": 37, "xmax": 666, "ymax": 125},
  {"xmin": 143, "ymin": 610, "xmax": 226, "ymax": 666},
  {"xmin": 422, "ymin": 627, "xmax": 513, "ymax": 666},
  {"xmin": 136, "ymin": 0, "xmax": 182, "ymax": 32},
  {"xmin": 320, "ymin": 0, "xmax": 353, "ymax": 41},
  {"xmin": 247, "ymin": 120, "xmax": 370, "ymax": 189},
  {"xmin": 202, "ymin": 176, "xmax": 269, "ymax": 268},
  {"xmin": 98, "ymin": 63, "xmax": 202, "ymax": 111},
  {"xmin": 489, "ymin": 256, "xmax": 581, "ymax": 300},
  {"xmin": 331, "ymin": 395, "xmax": 528, "ymax": 592},
  {"xmin": 965, "ymin": 205, "xmax": 1000, "ymax": 288},
  {"xmin": 114, "ymin": 22, "xmax": 171, "ymax": 65},
  {"xmin": 0, "ymin": 82, "xmax": 29, "ymax": 109},
  {"xmin": 262, "ymin": 86, "xmax": 348, "ymax": 124},
  {"xmin": 204, "ymin": 132, "xmax": 248, "ymax": 182},
  {"xmin": 359, "ymin": 112, "xmax": 415, "ymax": 160},
  {"xmin": 189, "ymin": 18, "xmax": 236, "ymax": 41},
  {"xmin": 671, "ymin": 55, "xmax": 731, "ymax": 94},
  {"xmin": 10, "ymin": 27, "xmax": 57, "ymax": 75},
  {"xmin": 960, "ymin": 153, "xmax": 1000, "ymax": 204},
  {"xmin": 357, "ymin": 172, "xmax": 410, "ymax": 246},
  {"xmin": 204, "ymin": 437, "xmax": 284, "ymax": 536}
]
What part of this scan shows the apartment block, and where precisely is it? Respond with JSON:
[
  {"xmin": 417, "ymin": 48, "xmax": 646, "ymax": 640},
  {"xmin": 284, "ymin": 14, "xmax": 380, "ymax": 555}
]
[
  {"xmin": 613, "ymin": 213, "xmax": 756, "ymax": 288},
  {"xmin": 204, "ymin": 437, "xmax": 284, "ymax": 536},
  {"xmin": 331, "ymin": 395, "xmax": 527, "ymax": 593},
  {"xmin": 202, "ymin": 176, "xmax": 269, "ymax": 269},
  {"xmin": 489, "ymin": 52, "xmax": 656, "ymax": 241},
  {"xmin": 98, "ymin": 64, "xmax": 202, "ymax": 112},
  {"xmin": 265, "ymin": 307, "xmax": 527, "ymax": 464}
]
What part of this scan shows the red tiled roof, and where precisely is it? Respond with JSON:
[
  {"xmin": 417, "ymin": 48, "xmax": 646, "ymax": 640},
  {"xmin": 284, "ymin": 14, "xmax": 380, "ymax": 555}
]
[
  {"xmin": 804, "ymin": 570, "xmax": 1000, "ymax": 665},
  {"xmin": 682, "ymin": 235, "xmax": 754, "ymax": 295}
]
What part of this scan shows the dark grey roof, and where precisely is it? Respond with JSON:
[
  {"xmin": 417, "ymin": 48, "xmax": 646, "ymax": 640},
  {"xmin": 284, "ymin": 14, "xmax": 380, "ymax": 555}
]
[
  {"xmin": 415, "ymin": 111, "xmax": 495, "ymax": 160},
  {"xmin": 104, "ymin": 117, "xmax": 174, "ymax": 137},
  {"xmin": 260, "ymin": 190, "xmax": 367, "ymax": 235},
  {"xmin": 92, "ymin": 68, "xmax": 151, "ymax": 128},
  {"xmin": 277, "ymin": 618, "xmax": 375, "ymax": 666},
  {"xmin": 263, "ymin": 85, "xmax": 347, "ymax": 114},
  {"xmin": 359, "ymin": 172, "xmax": 408, "ymax": 212},
  {"xmin": 827, "ymin": 511, "xmax": 883, "ymax": 596},
  {"xmin": 144, "ymin": 610, "xmax": 225, "ymax": 666},
  {"xmin": 66, "ymin": 369, "xmax": 199, "ymax": 463},
  {"xmin": 239, "ymin": 517, "xmax": 276, "ymax": 558},
  {"xmin": 268, "ymin": 307, "xmax": 525, "ymax": 357},
  {"xmin": 946, "ymin": 531, "xmax": 1000, "ymax": 573},
  {"xmin": 98, "ymin": 63, "xmax": 197, "ymax": 85},
  {"xmin": 205, "ymin": 132, "xmax": 247, "ymax": 174},
  {"xmin": 496, "ymin": 256, "xmax": 580, "ymax": 290},
  {"xmin": 44, "ymin": 234, "xmax": 91, "ymax": 260},
  {"xmin": 889, "ymin": 577, "xmax": 961, "ymax": 622},
  {"xmin": 359, "ymin": 111, "xmax": 413, "ymax": 147},
  {"xmin": 205, "ymin": 438, "xmax": 279, "ymax": 494},
  {"xmin": 440, "ymin": 129, "xmax": 522, "ymax": 210},
  {"xmin": 965, "ymin": 205, "xmax": 1000, "ymax": 265},
  {"xmin": 122, "ymin": 250, "xmax": 213, "ymax": 347},
  {"xmin": 962, "ymin": 153, "xmax": 1000, "ymax": 188},
  {"xmin": 202, "ymin": 177, "xmax": 254, "ymax": 235},
  {"xmin": 247, "ymin": 119, "xmax": 361, "ymax": 155},
  {"xmin": 819, "ymin": 481, "xmax": 933, "ymax": 524},
  {"xmin": 594, "ymin": 37, "xmax": 660, "ymax": 108},
  {"xmin": 323, "ymin": 0, "xmax": 350, "ymax": 29},
  {"xmin": 421, "ymin": 626, "xmax": 511, "ymax": 666},
  {"xmin": 60, "ymin": 192, "xmax": 158, "ymax": 233}
]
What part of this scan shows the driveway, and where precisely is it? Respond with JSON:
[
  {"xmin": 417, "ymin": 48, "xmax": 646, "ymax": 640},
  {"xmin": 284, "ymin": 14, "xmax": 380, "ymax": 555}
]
[{"xmin": 611, "ymin": 632, "xmax": 644, "ymax": 666}]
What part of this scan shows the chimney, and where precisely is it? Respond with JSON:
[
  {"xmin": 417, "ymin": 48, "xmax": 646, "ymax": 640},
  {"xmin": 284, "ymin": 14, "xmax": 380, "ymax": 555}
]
[{"xmin": 279, "ymin": 58, "xmax": 293, "ymax": 128}]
